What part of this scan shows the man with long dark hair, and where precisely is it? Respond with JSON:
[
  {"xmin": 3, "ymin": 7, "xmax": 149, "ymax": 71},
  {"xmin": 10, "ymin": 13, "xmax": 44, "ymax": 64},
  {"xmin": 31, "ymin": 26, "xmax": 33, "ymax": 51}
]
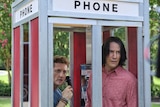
[{"xmin": 85, "ymin": 37, "xmax": 138, "ymax": 107}]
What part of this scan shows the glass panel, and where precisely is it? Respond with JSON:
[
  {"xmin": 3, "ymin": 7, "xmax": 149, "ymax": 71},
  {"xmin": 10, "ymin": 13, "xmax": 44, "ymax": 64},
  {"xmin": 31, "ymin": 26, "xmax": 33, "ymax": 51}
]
[
  {"xmin": 23, "ymin": 23, "xmax": 29, "ymax": 106},
  {"xmin": 53, "ymin": 24, "xmax": 88, "ymax": 107},
  {"xmin": 23, "ymin": 23, "xmax": 29, "ymax": 42},
  {"xmin": 52, "ymin": 22, "xmax": 138, "ymax": 107}
]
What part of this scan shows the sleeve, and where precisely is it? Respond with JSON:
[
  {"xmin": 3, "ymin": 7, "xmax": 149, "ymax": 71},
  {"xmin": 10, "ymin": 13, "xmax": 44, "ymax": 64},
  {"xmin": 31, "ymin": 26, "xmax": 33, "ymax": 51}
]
[
  {"xmin": 126, "ymin": 75, "xmax": 138, "ymax": 107},
  {"xmin": 85, "ymin": 73, "xmax": 92, "ymax": 107}
]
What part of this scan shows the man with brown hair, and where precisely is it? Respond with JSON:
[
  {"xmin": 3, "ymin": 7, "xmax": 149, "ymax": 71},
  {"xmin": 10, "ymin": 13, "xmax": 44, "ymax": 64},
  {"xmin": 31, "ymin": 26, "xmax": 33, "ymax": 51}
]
[{"xmin": 53, "ymin": 55, "xmax": 73, "ymax": 107}]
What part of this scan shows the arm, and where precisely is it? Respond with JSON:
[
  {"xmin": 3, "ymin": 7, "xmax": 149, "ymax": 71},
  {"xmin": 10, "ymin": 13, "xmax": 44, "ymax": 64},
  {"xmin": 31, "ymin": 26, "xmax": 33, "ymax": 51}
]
[
  {"xmin": 56, "ymin": 86, "xmax": 73, "ymax": 107},
  {"xmin": 126, "ymin": 76, "xmax": 138, "ymax": 107},
  {"xmin": 56, "ymin": 100, "xmax": 67, "ymax": 107}
]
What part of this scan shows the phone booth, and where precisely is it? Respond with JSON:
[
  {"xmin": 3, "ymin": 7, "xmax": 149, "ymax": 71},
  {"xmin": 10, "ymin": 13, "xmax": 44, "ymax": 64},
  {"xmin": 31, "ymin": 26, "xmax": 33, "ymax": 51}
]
[{"xmin": 11, "ymin": 0, "xmax": 151, "ymax": 107}]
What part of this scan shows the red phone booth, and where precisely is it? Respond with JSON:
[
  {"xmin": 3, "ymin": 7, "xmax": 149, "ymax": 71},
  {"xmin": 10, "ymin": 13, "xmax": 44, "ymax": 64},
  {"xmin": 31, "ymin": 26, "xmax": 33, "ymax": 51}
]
[{"xmin": 12, "ymin": 0, "xmax": 151, "ymax": 107}]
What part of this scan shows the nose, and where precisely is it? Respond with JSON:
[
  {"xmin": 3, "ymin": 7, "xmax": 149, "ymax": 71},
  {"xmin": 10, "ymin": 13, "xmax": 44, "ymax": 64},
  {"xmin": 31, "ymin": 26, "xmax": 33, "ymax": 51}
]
[
  {"xmin": 59, "ymin": 71, "xmax": 65, "ymax": 77},
  {"xmin": 113, "ymin": 52, "xmax": 117, "ymax": 58}
]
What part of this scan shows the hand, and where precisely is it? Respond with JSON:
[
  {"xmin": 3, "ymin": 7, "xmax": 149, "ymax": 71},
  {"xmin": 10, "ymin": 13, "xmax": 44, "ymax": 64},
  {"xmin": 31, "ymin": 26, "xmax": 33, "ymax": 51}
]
[{"xmin": 62, "ymin": 86, "xmax": 73, "ymax": 100}]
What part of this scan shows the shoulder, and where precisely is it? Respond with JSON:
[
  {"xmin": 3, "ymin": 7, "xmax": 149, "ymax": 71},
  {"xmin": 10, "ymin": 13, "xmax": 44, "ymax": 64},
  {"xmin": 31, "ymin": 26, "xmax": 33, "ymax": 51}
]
[{"xmin": 117, "ymin": 66, "xmax": 137, "ymax": 81}]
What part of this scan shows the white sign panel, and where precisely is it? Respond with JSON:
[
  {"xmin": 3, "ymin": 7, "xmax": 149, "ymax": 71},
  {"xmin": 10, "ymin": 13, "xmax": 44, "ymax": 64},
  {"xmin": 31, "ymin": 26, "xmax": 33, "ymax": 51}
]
[
  {"xmin": 14, "ymin": 0, "xmax": 38, "ymax": 23},
  {"xmin": 53, "ymin": 0, "xmax": 139, "ymax": 17}
]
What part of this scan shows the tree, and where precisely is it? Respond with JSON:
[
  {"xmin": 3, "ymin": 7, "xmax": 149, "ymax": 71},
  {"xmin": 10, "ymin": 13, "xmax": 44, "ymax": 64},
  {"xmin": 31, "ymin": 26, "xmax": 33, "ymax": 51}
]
[
  {"xmin": 54, "ymin": 31, "xmax": 70, "ymax": 58},
  {"xmin": 149, "ymin": 0, "xmax": 160, "ymax": 71},
  {"xmin": 0, "ymin": 0, "xmax": 12, "ymax": 85}
]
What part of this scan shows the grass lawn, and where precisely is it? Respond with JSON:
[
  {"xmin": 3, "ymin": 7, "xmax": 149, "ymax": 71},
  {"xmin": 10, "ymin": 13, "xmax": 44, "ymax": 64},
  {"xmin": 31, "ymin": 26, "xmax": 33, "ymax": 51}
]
[
  {"xmin": 152, "ymin": 103, "xmax": 160, "ymax": 107},
  {"xmin": 0, "ymin": 97, "xmax": 11, "ymax": 107}
]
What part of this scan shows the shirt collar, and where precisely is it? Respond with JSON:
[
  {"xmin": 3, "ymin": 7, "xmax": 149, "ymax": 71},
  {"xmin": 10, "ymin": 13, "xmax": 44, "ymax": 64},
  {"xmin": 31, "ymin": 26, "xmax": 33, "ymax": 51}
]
[
  {"xmin": 102, "ymin": 66, "xmax": 122, "ymax": 75},
  {"xmin": 114, "ymin": 66, "xmax": 122, "ymax": 75}
]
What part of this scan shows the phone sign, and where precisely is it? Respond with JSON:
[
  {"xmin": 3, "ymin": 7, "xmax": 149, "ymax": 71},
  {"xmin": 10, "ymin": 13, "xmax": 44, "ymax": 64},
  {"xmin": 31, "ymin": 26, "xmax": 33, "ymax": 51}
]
[
  {"xmin": 14, "ymin": 0, "xmax": 38, "ymax": 23},
  {"xmin": 53, "ymin": 0, "xmax": 139, "ymax": 17}
]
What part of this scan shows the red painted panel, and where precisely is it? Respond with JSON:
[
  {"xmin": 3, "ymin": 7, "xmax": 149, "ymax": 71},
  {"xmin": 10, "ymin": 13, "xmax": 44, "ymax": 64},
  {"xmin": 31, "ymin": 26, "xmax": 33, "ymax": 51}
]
[
  {"xmin": 13, "ymin": 27, "xmax": 20, "ymax": 107},
  {"xmin": 127, "ymin": 27, "xmax": 137, "ymax": 78},
  {"xmin": 73, "ymin": 32, "xmax": 86, "ymax": 107},
  {"xmin": 31, "ymin": 18, "xmax": 39, "ymax": 107},
  {"xmin": 103, "ymin": 31, "xmax": 110, "ymax": 43}
]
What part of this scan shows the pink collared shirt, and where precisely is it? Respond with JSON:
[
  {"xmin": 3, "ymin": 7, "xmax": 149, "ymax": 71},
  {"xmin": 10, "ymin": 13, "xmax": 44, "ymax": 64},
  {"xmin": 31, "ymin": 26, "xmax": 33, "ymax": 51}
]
[{"xmin": 85, "ymin": 66, "xmax": 138, "ymax": 107}]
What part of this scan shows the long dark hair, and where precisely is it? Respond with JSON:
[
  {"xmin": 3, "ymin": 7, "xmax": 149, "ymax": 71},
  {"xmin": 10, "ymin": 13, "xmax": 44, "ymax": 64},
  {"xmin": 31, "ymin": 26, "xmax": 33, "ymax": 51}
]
[{"xmin": 102, "ymin": 37, "xmax": 127, "ymax": 66}]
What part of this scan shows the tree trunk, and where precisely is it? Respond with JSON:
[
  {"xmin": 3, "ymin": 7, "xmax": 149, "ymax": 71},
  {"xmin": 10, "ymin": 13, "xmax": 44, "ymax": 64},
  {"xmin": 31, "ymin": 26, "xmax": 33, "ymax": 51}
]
[
  {"xmin": 5, "ymin": 58, "xmax": 11, "ymax": 85},
  {"xmin": 7, "ymin": 70, "xmax": 11, "ymax": 85}
]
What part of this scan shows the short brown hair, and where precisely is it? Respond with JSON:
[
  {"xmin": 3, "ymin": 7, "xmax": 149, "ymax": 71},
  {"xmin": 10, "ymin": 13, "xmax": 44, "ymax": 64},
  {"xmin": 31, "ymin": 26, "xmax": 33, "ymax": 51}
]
[{"xmin": 54, "ymin": 55, "xmax": 69, "ymax": 66}]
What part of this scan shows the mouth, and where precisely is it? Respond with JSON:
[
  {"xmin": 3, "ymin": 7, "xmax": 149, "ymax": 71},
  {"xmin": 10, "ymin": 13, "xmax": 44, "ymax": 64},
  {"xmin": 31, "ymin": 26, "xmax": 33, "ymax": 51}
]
[
  {"xmin": 57, "ymin": 79, "xmax": 63, "ymax": 82},
  {"xmin": 111, "ymin": 61, "xmax": 117, "ymax": 63}
]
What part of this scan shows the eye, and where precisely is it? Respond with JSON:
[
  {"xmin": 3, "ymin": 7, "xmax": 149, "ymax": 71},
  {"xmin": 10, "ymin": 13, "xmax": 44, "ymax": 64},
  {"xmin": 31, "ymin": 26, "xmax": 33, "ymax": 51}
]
[
  {"xmin": 54, "ymin": 69, "xmax": 61, "ymax": 73},
  {"xmin": 116, "ymin": 51, "xmax": 120, "ymax": 54},
  {"xmin": 109, "ymin": 50, "xmax": 114, "ymax": 53},
  {"xmin": 54, "ymin": 69, "xmax": 68, "ymax": 75}
]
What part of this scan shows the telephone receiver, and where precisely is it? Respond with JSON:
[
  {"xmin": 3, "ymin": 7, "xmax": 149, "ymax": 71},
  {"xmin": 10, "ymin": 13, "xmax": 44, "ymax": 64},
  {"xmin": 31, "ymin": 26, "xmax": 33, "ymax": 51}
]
[{"xmin": 66, "ymin": 76, "xmax": 72, "ymax": 86}]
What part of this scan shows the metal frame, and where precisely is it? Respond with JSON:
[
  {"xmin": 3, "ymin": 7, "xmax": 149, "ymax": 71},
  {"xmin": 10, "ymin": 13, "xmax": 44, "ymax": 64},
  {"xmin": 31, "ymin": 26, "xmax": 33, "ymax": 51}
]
[
  {"xmin": 28, "ymin": 21, "xmax": 31, "ymax": 107},
  {"xmin": 142, "ymin": 0, "xmax": 151, "ymax": 106},
  {"xmin": 20, "ymin": 24, "xmax": 24, "ymax": 107},
  {"xmin": 48, "ymin": 23, "xmax": 54, "ymax": 107}
]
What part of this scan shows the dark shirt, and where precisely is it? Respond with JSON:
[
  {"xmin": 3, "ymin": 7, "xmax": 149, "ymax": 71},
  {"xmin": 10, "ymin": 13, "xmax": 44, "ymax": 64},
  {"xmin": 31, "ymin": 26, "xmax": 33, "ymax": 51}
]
[{"xmin": 54, "ymin": 88, "xmax": 62, "ymax": 107}]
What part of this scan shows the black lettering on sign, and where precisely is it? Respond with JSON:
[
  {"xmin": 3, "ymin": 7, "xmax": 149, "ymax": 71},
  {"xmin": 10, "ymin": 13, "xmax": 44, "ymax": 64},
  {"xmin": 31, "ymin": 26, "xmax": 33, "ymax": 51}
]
[
  {"xmin": 75, "ymin": 1, "xmax": 80, "ymax": 9},
  {"xmin": 112, "ymin": 4, "xmax": 118, "ymax": 12},
  {"xmin": 74, "ymin": 0, "xmax": 118, "ymax": 12},
  {"xmin": 93, "ymin": 2, "xmax": 100, "ymax": 11},
  {"xmin": 84, "ymin": 2, "xmax": 90, "ymax": 10},
  {"xmin": 103, "ymin": 3, "xmax": 109, "ymax": 11},
  {"xmin": 20, "ymin": 4, "xmax": 33, "ymax": 18}
]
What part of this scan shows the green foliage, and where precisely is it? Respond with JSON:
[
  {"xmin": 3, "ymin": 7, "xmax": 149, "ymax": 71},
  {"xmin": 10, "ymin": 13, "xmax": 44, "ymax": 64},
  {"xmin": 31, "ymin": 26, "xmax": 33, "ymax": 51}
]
[
  {"xmin": 151, "ymin": 76, "xmax": 160, "ymax": 97},
  {"xmin": 54, "ymin": 31, "xmax": 70, "ymax": 58},
  {"xmin": 151, "ymin": 83, "xmax": 160, "ymax": 97},
  {"xmin": 0, "ymin": 59, "xmax": 5, "ymax": 70},
  {"xmin": 0, "ymin": 80, "xmax": 11, "ymax": 96},
  {"xmin": 0, "ymin": 1, "xmax": 12, "ymax": 85},
  {"xmin": 149, "ymin": 0, "xmax": 160, "ymax": 37},
  {"xmin": 114, "ymin": 27, "xmax": 125, "ymax": 40},
  {"xmin": 114, "ymin": 27, "xmax": 126, "ymax": 44},
  {"xmin": 149, "ymin": 2, "xmax": 160, "ymax": 97},
  {"xmin": 0, "ymin": 1, "xmax": 12, "ymax": 67},
  {"xmin": 58, "ymin": 82, "xmax": 68, "ymax": 91}
]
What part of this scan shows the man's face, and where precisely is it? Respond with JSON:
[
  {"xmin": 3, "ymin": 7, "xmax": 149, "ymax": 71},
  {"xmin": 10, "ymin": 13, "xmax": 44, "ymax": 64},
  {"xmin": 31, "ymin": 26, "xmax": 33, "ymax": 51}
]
[
  {"xmin": 105, "ymin": 42, "xmax": 121, "ymax": 71},
  {"xmin": 54, "ymin": 63, "xmax": 68, "ymax": 88}
]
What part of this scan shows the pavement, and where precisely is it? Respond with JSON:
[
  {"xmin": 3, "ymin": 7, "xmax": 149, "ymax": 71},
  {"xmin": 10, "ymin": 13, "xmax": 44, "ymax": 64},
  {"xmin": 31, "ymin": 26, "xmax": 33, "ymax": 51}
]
[{"xmin": 0, "ymin": 70, "xmax": 7, "ymax": 76}]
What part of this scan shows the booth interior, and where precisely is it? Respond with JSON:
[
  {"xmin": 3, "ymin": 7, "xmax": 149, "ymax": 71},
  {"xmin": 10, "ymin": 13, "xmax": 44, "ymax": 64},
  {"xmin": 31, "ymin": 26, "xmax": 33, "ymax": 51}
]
[{"xmin": 21, "ymin": 21, "xmax": 138, "ymax": 107}]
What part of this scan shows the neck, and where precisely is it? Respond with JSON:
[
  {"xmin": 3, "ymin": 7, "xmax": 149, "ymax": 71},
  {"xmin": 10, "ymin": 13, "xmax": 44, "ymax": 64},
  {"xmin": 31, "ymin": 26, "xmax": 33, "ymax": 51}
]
[{"xmin": 104, "ymin": 66, "xmax": 116, "ymax": 74}]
